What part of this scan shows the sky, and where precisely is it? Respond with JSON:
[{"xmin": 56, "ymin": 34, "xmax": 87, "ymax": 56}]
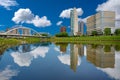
[{"xmin": 0, "ymin": 0, "xmax": 120, "ymax": 35}]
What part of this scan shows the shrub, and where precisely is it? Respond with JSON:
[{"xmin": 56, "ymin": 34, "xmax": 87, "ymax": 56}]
[
  {"xmin": 104, "ymin": 28, "xmax": 111, "ymax": 35},
  {"xmin": 55, "ymin": 32, "xmax": 68, "ymax": 37},
  {"xmin": 115, "ymin": 29, "xmax": 120, "ymax": 35},
  {"xmin": 92, "ymin": 30, "xmax": 98, "ymax": 36}
]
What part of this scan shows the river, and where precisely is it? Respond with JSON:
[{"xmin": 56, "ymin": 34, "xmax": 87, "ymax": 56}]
[{"xmin": 0, "ymin": 42, "xmax": 120, "ymax": 80}]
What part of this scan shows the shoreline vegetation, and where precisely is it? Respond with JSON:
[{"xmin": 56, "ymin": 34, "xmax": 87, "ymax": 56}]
[
  {"xmin": 48, "ymin": 36, "xmax": 120, "ymax": 42},
  {"xmin": 0, "ymin": 36, "xmax": 120, "ymax": 47},
  {"xmin": 0, "ymin": 36, "xmax": 120, "ymax": 55}
]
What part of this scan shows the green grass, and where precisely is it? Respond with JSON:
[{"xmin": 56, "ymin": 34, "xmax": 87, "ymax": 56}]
[
  {"xmin": 46, "ymin": 36, "xmax": 120, "ymax": 45},
  {"xmin": 48, "ymin": 36, "xmax": 120, "ymax": 42}
]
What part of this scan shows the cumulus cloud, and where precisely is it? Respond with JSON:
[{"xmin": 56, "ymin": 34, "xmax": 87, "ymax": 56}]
[
  {"xmin": 32, "ymin": 16, "xmax": 51, "ymax": 27},
  {"xmin": 56, "ymin": 21, "xmax": 63, "ymax": 26},
  {"xmin": 96, "ymin": 0, "xmax": 120, "ymax": 27},
  {"xmin": 59, "ymin": 8, "xmax": 83, "ymax": 18},
  {"xmin": 0, "ymin": 0, "xmax": 18, "ymax": 10},
  {"xmin": 0, "ymin": 65, "xmax": 19, "ymax": 80},
  {"xmin": 12, "ymin": 8, "xmax": 52, "ymax": 27},
  {"xmin": 11, "ymin": 52, "xmax": 33, "ymax": 67},
  {"xmin": 11, "ymin": 46, "xmax": 49, "ymax": 67}
]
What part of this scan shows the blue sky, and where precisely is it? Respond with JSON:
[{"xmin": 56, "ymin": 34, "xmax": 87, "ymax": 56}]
[{"xmin": 0, "ymin": 0, "xmax": 120, "ymax": 35}]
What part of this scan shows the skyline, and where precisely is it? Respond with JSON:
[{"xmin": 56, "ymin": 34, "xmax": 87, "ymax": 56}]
[{"xmin": 0, "ymin": 0, "xmax": 120, "ymax": 35}]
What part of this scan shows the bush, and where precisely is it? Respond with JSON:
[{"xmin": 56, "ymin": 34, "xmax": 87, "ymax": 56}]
[
  {"xmin": 92, "ymin": 30, "xmax": 98, "ymax": 36},
  {"xmin": 104, "ymin": 28, "xmax": 111, "ymax": 35},
  {"xmin": 115, "ymin": 29, "xmax": 120, "ymax": 35},
  {"xmin": 41, "ymin": 33, "xmax": 49, "ymax": 37},
  {"xmin": 55, "ymin": 32, "xmax": 69, "ymax": 37}
]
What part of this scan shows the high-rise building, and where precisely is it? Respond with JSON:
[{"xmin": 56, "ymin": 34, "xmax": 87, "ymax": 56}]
[
  {"xmin": 60, "ymin": 26, "xmax": 66, "ymax": 32},
  {"xmin": 87, "ymin": 11, "xmax": 115, "ymax": 35},
  {"xmin": 78, "ymin": 21, "xmax": 84, "ymax": 35},
  {"xmin": 96, "ymin": 11, "xmax": 115, "ymax": 31},
  {"xmin": 86, "ymin": 15, "xmax": 96, "ymax": 35},
  {"xmin": 70, "ymin": 8, "xmax": 78, "ymax": 36}
]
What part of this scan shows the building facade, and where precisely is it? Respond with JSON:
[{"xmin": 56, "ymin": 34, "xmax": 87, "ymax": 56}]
[
  {"xmin": 60, "ymin": 26, "xmax": 66, "ymax": 32},
  {"xmin": 78, "ymin": 21, "xmax": 84, "ymax": 35},
  {"xmin": 87, "ymin": 15, "xmax": 96, "ymax": 35},
  {"xmin": 87, "ymin": 11, "xmax": 115, "ymax": 35},
  {"xmin": 70, "ymin": 8, "xmax": 78, "ymax": 36}
]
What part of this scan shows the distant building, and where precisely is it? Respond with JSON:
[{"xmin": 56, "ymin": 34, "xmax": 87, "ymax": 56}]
[
  {"xmin": 60, "ymin": 26, "xmax": 66, "ymax": 32},
  {"xmin": 78, "ymin": 21, "xmax": 84, "ymax": 35},
  {"xmin": 87, "ymin": 11, "xmax": 115, "ymax": 35},
  {"xmin": 70, "ymin": 8, "xmax": 78, "ymax": 36}
]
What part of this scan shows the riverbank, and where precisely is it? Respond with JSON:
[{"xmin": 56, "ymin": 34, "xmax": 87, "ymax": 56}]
[
  {"xmin": 0, "ymin": 36, "xmax": 120, "ymax": 46},
  {"xmin": 48, "ymin": 36, "xmax": 120, "ymax": 42}
]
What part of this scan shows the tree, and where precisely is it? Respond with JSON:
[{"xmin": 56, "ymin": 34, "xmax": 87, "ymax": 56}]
[
  {"xmin": 55, "ymin": 32, "xmax": 68, "ymax": 37},
  {"xmin": 104, "ymin": 28, "xmax": 111, "ymax": 35},
  {"xmin": 114, "ymin": 29, "xmax": 120, "ymax": 35},
  {"xmin": 41, "ymin": 33, "xmax": 49, "ymax": 37},
  {"xmin": 92, "ymin": 30, "xmax": 97, "ymax": 36},
  {"xmin": 104, "ymin": 45, "xmax": 111, "ymax": 52}
]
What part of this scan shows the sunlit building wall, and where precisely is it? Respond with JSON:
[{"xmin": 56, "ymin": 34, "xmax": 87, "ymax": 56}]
[
  {"xmin": 87, "ymin": 11, "xmax": 115, "ymax": 35},
  {"xmin": 70, "ymin": 8, "xmax": 78, "ymax": 36}
]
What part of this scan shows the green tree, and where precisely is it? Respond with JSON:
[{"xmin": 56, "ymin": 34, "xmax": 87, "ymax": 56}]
[
  {"xmin": 104, "ymin": 45, "xmax": 111, "ymax": 52},
  {"xmin": 115, "ymin": 45, "xmax": 120, "ymax": 51},
  {"xmin": 92, "ymin": 30, "xmax": 97, "ymax": 36},
  {"xmin": 104, "ymin": 28, "xmax": 111, "ymax": 35},
  {"xmin": 41, "ymin": 33, "xmax": 49, "ymax": 37},
  {"xmin": 55, "ymin": 32, "xmax": 68, "ymax": 37},
  {"xmin": 114, "ymin": 29, "xmax": 120, "ymax": 35}
]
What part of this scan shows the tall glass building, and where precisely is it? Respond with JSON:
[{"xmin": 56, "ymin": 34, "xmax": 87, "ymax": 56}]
[{"xmin": 70, "ymin": 8, "xmax": 78, "ymax": 36}]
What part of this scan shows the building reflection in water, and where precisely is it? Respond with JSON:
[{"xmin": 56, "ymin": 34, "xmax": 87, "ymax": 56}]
[
  {"xmin": 55, "ymin": 43, "xmax": 68, "ymax": 53},
  {"xmin": 70, "ymin": 44, "xmax": 84, "ymax": 72},
  {"xmin": 70, "ymin": 44, "xmax": 79, "ymax": 72},
  {"xmin": 57, "ymin": 43, "xmax": 84, "ymax": 72},
  {"xmin": 87, "ymin": 44, "xmax": 115, "ymax": 68}
]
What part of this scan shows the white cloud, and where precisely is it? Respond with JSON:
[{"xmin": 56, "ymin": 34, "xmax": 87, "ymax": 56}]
[
  {"xmin": 59, "ymin": 8, "xmax": 83, "ymax": 18},
  {"xmin": 12, "ymin": 8, "xmax": 34, "ymax": 24},
  {"xmin": 0, "ymin": 0, "xmax": 18, "ymax": 10},
  {"xmin": 31, "ymin": 47, "xmax": 49, "ymax": 58},
  {"xmin": 11, "ymin": 52, "xmax": 33, "ymax": 67},
  {"xmin": 11, "ymin": 46, "xmax": 49, "ymax": 67},
  {"xmin": 0, "ymin": 65, "xmax": 19, "ymax": 80},
  {"xmin": 96, "ymin": 0, "xmax": 120, "ymax": 27},
  {"xmin": 12, "ymin": 8, "xmax": 52, "ymax": 27},
  {"xmin": 32, "ymin": 16, "xmax": 51, "ymax": 27},
  {"xmin": 56, "ymin": 21, "xmax": 63, "ymax": 26}
]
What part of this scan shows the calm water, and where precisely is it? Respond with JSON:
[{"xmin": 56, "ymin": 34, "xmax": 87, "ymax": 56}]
[{"xmin": 0, "ymin": 42, "xmax": 120, "ymax": 80}]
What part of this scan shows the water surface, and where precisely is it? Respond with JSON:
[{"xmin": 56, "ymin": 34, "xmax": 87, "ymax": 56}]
[{"xmin": 0, "ymin": 42, "xmax": 120, "ymax": 80}]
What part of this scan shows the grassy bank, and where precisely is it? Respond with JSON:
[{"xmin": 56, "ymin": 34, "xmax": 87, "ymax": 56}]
[
  {"xmin": 48, "ymin": 36, "xmax": 120, "ymax": 42},
  {"xmin": 0, "ymin": 37, "xmax": 41, "ymax": 55},
  {"xmin": 46, "ymin": 36, "xmax": 120, "ymax": 45}
]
